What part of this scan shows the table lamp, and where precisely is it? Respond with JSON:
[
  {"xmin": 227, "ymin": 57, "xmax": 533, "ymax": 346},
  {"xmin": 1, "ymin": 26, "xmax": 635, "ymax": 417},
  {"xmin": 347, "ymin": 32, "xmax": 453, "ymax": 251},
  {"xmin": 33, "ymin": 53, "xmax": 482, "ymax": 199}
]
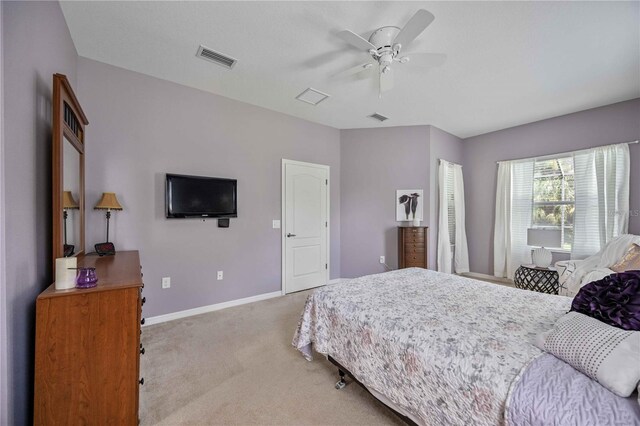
[
  {"xmin": 527, "ymin": 228, "xmax": 562, "ymax": 268},
  {"xmin": 94, "ymin": 192, "xmax": 123, "ymax": 256},
  {"xmin": 62, "ymin": 191, "xmax": 79, "ymax": 256}
]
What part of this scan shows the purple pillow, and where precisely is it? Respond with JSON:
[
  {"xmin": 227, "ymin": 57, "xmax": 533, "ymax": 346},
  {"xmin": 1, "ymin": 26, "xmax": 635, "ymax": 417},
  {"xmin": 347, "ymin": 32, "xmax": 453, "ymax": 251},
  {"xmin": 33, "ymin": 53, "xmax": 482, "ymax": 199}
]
[{"xmin": 570, "ymin": 271, "xmax": 640, "ymax": 331}]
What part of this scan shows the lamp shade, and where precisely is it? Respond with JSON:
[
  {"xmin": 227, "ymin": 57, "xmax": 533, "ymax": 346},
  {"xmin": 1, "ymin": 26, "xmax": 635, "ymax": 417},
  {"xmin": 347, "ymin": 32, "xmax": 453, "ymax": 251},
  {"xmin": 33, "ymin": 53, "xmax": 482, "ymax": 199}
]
[
  {"xmin": 94, "ymin": 192, "xmax": 123, "ymax": 210},
  {"xmin": 62, "ymin": 191, "xmax": 79, "ymax": 209},
  {"xmin": 527, "ymin": 228, "xmax": 561, "ymax": 248}
]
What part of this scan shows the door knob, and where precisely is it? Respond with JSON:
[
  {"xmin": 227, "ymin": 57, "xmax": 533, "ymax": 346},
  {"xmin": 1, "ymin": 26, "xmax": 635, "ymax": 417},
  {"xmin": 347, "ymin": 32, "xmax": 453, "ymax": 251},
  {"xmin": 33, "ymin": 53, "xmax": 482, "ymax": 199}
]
[{"xmin": 287, "ymin": 233, "xmax": 296, "ymax": 238}]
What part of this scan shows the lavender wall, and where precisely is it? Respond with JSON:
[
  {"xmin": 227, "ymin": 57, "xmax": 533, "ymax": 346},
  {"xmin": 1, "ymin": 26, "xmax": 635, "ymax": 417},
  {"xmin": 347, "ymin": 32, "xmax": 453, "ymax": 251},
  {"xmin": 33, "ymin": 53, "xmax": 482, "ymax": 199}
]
[
  {"xmin": 2, "ymin": 2, "xmax": 78, "ymax": 424},
  {"xmin": 340, "ymin": 126, "xmax": 430, "ymax": 277},
  {"xmin": 428, "ymin": 127, "xmax": 464, "ymax": 270},
  {"xmin": 77, "ymin": 58, "xmax": 341, "ymax": 318},
  {"xmin": 463, "ymin": 98, "xmax": 640, "ymax": 275}
]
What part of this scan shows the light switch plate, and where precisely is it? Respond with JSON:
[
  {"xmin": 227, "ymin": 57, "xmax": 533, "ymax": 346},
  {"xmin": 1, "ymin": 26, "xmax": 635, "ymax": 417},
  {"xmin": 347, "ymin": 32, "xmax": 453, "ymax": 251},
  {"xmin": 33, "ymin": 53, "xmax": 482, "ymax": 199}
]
[
  {"xmin": 272, "ymin": 220, "xmax": 281, "ymax": 229},
  {"xmin": 217, "ymin": 271, "xmax": 223, "ymax": 280}
]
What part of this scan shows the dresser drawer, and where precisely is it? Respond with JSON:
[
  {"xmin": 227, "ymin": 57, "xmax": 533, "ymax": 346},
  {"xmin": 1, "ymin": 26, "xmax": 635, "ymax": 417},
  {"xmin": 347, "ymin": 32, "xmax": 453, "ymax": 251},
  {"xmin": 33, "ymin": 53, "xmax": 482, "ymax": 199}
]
[
  {"xmin": 403, "ymin": 234, "xmax": 425, "ymax": 243},
  {"xmin": 402, "ymin": 227, "xmax": 425, "ymax": 236},
  {"xmin": 405, "ymin": 253, "xmax": 425, "ymax": 263},
  {"xmin": 404, "ymin": 244, "xmax": 425, "ymax": 253},
  {"xmin": 404, "ymin": 261, "xmax": 426, "ymax": 268}
]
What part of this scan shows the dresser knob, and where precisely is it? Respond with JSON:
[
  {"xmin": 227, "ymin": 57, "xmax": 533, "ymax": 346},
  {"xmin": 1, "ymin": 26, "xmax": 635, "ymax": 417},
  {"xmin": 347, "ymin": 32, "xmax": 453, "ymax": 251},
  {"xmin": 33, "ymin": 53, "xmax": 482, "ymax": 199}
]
[
  {"xmin": 141, "ymin": 297, "xmax": 146, "ymax": 306},
  {"xmin": 141, "ymin": 318, "xmax": 145, "ymax": 325},
  {"xmin": 139, "ymin": 378, "xmax": 144, "ymax": 385},
  {"xmin": 140, "ymin": 347, "xmax": 145, "ymax": 355}
]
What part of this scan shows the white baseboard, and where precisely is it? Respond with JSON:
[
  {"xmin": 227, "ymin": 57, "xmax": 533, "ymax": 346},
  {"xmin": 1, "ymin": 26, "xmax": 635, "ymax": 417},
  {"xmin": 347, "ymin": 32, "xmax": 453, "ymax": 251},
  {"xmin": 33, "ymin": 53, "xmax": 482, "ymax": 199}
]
[
  {"xmin": 144, "ymin": 291, "xmax": 282, "ymax": 326},
  {"xmin": 459, "ymin": 271, "xmax": 514, "ymax": 286}
]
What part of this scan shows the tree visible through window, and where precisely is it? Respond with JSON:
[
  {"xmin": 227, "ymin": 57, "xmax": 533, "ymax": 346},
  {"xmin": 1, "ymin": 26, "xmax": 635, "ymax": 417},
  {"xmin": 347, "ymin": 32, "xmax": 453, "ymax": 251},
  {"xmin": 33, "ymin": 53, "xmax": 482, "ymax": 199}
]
[{"xmin": 532, "ymin": 157, "xmax": 575, "ymax": 250}]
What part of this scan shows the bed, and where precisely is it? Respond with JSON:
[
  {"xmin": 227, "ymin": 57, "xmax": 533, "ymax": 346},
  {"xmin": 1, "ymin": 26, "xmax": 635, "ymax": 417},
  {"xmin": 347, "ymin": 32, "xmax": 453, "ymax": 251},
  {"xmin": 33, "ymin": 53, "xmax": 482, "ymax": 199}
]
[{"xmin": 292, "ymin": 268, "xmax": 640, "ymax": 425}]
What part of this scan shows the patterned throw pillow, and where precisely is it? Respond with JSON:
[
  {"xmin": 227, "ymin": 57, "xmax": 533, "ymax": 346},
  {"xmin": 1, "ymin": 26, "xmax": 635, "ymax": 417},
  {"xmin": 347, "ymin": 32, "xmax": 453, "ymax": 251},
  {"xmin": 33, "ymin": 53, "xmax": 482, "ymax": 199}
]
[
  {"xmin": 611, "ymin": 244, "xmax": 640, "ymax": 272},
  {"xmin": 570, "ymin": 271, "xmax": 640, "ymax": 331},
  {"xmin": 535, "ymin": 312, "xmax": 640, "ymax": 397}
]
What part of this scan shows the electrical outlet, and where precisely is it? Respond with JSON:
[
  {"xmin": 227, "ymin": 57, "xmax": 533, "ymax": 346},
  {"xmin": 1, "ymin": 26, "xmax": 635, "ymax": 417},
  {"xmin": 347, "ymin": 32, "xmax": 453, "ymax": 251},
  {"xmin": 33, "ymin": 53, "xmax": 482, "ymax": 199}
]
[
  {"xmin": 379, "ymin": 256, "xmax": 385, "ymax": 264},
  {"xmin": 217, "ymin": 271, "xmax": 223, "ymax": 280},
  {"xmin": 162, "ymin": 277, "xmax": 171, "ymax": 289}
]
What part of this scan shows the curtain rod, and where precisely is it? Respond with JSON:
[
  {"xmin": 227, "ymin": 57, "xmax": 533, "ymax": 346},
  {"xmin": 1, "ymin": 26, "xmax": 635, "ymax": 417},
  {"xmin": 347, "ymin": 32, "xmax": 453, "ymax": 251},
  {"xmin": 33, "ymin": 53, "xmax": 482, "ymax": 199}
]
[
  {"xmin": 496, "ymin": 140, "xmax": 639, "ymax": 164},
  {"xmin": 439, "ymin": 158, "xmax": 462, "ymax": 167}
]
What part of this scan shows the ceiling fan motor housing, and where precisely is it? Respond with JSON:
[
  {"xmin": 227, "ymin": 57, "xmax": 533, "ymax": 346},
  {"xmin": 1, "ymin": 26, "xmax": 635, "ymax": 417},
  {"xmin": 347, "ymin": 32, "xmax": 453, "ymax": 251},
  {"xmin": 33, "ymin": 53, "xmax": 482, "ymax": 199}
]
[
  {"xmin": 369, "ymin": 26, "xmax": 401, "ymax": 52},
  {"xmin": 369, "ymin": 26, "xmax": 402, "ymax": 69}
]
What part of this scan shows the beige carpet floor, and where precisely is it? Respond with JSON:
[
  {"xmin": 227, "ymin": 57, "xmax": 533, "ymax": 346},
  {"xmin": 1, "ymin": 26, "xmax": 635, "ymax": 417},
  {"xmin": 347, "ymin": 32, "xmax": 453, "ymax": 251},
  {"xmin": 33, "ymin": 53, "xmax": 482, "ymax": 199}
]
[{"xmin": 140, "ymin": 290, "xmax": 405, "ymax": 425}]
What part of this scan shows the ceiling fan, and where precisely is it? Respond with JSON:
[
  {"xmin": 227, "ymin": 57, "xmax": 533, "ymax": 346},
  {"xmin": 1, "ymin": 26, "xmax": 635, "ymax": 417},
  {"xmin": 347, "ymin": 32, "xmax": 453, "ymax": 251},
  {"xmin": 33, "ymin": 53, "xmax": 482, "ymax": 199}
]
[{"xmin": 336, "ymin": 9, "xmax": 446, "ymax": 97}]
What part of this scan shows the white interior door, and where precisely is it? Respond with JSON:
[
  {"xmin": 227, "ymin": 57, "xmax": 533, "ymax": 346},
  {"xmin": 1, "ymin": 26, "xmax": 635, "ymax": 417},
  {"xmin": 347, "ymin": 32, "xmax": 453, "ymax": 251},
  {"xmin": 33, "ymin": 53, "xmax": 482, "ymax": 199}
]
[{"xmin": 283, "ymin": 160, "xmax": 329, "ymax": 294}]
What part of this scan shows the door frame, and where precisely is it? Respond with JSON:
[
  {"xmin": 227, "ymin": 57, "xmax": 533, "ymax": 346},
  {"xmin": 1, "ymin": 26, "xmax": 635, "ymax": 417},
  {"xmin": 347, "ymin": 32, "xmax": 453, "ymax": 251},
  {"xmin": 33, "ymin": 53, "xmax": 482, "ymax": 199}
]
[{"xmin": 281, "ymin": 159, "xmax": 330, "ymax": 295}]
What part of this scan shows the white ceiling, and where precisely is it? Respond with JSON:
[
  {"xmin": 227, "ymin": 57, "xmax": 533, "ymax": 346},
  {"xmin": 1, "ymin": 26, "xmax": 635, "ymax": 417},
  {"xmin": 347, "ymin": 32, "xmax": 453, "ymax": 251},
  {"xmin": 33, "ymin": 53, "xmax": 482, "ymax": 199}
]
[{"xmin": 60, "ymin": 1, "xmax": 640, "ymax": 138}]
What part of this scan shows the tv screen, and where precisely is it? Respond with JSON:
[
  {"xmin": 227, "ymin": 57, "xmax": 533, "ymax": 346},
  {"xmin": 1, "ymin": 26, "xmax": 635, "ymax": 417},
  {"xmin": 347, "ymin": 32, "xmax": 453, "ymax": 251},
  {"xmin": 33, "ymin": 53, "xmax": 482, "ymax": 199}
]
[{"xmin": 166, "ymin": 174, "xmax": 237, "ymax": 218}]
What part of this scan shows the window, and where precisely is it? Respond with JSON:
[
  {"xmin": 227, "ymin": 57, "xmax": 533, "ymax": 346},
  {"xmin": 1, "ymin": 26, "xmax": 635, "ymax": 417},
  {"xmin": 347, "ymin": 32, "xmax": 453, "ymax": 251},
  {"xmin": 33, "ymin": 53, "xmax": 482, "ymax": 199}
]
[
  {"xmin": 532, "ymin": 157, "xmax": 574, "ymax": 250},
  {"xmin": 446, "ymin": 166, "xmax": 455, "ymax": 246}
]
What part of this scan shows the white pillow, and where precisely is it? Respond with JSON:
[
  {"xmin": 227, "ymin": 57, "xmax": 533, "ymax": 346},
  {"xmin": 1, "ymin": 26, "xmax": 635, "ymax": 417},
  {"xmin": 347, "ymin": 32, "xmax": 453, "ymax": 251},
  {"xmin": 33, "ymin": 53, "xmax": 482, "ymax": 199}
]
[{"xmin": 536, "ymin": 312, "xmax": 640, "ymax": 397}]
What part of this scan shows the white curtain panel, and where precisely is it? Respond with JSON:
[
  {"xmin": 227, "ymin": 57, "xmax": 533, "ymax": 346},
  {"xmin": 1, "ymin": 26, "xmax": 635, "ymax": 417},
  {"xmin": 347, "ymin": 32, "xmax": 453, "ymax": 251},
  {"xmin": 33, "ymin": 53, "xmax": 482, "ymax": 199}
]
[
  {"xmin": 437, "ymin": 161, "xmax": 470, "ymax": 274},
  {"xmin": 493, "ymin": 160, "xmax": 534, "ymax": 278},
  {"xmin": 437, "ymin": 161, "xmax": 452, "ymax": 273},
  {"xmin": 452, "ymin": 164, "xmax": 470, "ymax": 273},
  {"xmin": 572, "ymin": 143, "xmax": 630, "ymax": 259},
  {"xmin": 493, "ymin": 162, "xmax": 512, "ymax": 278}
]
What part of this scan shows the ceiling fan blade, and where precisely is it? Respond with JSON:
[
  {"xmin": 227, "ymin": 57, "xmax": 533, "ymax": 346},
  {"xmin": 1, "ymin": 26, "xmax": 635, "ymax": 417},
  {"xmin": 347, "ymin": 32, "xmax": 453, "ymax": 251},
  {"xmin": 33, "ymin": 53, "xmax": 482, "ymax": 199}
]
[
  {"xmin": 337, "ymin": 30, "xmax": 376, "ymax": 51},
  {"xmin": 334, "ymin": 62, "xmax": 374, "ymax": 78},
  {"xmin": 393, "ymin": 9, "xmax": 435, "ymax": 48},
  {"xmin": 402, "ymin": 52, "xmax": 447, "ymax": 68},
  {"xmin": 379, "ymin": 66, "xmax": 394, "ymax": 95}
]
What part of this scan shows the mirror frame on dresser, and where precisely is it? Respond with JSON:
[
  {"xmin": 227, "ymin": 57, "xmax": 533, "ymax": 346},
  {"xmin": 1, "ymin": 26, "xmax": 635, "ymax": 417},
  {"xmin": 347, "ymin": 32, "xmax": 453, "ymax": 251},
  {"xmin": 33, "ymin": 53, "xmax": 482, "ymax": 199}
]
[{"xmin": 52, "ymin": 73, "xmax": 89, "ymax": 269}]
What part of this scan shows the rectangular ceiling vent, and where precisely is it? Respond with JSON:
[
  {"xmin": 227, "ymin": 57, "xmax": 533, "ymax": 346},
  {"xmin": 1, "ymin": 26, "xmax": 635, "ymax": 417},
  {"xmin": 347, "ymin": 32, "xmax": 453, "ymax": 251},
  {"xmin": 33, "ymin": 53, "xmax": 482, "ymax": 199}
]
[
  {"xmin": 295, "ymin": 88, "xmax": 330, "ymax": 106},
  {"xmin": 196, "ymin": 45, "xmax": 237, "ymax": 69},
  {"xmin": 368, "ymin": 113, "xmax": 389, "ymax": 122}
]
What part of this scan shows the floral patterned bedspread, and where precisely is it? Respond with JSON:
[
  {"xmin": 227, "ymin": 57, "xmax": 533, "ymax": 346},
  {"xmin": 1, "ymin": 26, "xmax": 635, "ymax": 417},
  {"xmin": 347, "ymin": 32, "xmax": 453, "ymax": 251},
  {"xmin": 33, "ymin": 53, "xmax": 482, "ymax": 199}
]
[{"xmin": 292, "ymin": 268, "xmax": 572, "ymax": 425}]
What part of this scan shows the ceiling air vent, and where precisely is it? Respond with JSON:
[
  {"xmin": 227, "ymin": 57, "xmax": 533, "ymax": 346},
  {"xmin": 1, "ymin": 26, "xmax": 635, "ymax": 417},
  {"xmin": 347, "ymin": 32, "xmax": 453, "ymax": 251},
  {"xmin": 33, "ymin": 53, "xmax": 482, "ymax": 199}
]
[
  {"xmin": 368, "ymin": 113, "xmax": 389, "ymax": 122},
  {"xmin": 295, "ymin": 88, "xmax": 330, "ymax": 106},
  {"xmin": 196, "ymin": 45, "xmax": 237, "ymax": 69}
]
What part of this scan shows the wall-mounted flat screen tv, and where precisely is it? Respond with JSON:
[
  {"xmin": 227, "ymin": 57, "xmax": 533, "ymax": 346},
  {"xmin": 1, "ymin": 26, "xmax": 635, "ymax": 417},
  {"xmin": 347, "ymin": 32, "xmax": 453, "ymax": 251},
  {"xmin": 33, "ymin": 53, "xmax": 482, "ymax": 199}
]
[{"xmin": 166, "ymin": 173, "xmax": 237, "ymax": 218}]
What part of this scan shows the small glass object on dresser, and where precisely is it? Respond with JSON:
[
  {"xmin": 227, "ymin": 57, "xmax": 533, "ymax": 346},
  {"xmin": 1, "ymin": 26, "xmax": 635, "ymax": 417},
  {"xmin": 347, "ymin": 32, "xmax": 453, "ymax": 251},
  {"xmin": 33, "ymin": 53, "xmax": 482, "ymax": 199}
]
[
  {"xmin": 76, "ymin": 267, "xmax": 98, "ymax": 288},
  {"xmin": 514, "ymin": 265, "xmax": 559, "ymax": 294}
]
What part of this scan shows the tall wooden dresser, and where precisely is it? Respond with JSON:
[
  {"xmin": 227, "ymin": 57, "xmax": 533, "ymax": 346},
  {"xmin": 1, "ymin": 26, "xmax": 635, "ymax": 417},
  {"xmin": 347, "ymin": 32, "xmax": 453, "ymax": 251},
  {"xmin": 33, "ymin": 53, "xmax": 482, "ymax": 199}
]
[
  {"xmin": 34, "ymin": 250, "xmax": 145, "ymax": 425},
  {"xmin": 398, "ymin": 226, "xmax": 428, "ymax": 269}
]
